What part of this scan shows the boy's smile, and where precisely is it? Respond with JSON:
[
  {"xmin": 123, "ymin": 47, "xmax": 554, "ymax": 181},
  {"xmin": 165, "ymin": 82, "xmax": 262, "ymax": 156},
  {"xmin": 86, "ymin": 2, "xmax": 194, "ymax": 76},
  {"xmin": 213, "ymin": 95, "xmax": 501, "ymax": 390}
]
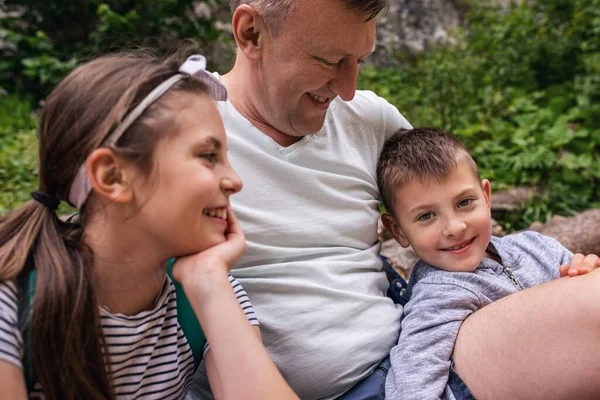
[{"xmin": 384, "ymin": 156, "xmax": 493, "ymax": 273}]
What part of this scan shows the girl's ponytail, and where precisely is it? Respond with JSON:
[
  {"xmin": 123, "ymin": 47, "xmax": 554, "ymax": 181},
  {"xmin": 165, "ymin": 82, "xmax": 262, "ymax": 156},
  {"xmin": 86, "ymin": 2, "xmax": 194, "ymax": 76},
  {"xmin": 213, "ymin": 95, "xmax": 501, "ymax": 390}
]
[{"xmin": 0, "ymin": 198, "xmax": 114, "ymax": 399}]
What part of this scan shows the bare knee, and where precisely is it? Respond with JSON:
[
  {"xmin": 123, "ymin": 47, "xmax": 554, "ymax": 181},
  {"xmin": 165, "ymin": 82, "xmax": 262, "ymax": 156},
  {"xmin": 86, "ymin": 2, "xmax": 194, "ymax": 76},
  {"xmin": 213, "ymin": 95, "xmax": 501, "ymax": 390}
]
[{"xmin": 573, "ymin": 269, "xmax": 600, "ymax": 322}]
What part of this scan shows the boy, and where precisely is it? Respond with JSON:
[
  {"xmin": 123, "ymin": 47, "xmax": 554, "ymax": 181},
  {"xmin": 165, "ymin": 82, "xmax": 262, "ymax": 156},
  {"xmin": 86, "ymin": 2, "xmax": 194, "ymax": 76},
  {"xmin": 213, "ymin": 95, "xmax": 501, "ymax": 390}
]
[{"xmin": 376, "ymin": 127, "xmax": 599, "ymax": 400}]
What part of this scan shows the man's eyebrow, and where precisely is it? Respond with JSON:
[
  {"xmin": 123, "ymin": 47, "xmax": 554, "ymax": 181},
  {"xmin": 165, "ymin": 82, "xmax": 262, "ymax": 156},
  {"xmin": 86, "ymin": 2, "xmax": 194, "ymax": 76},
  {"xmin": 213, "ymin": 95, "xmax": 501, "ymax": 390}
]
[{"xmin": 318, "ymin": 47, "xmax": 376, "ymax": 59}]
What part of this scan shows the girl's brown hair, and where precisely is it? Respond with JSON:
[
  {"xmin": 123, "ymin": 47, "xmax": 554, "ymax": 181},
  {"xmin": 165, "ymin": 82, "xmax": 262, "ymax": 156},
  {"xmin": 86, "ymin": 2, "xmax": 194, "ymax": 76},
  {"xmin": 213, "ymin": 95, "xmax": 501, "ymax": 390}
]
[{"xmin": 0, "ymin": 50, "xmax": 209, "ymax": 399}]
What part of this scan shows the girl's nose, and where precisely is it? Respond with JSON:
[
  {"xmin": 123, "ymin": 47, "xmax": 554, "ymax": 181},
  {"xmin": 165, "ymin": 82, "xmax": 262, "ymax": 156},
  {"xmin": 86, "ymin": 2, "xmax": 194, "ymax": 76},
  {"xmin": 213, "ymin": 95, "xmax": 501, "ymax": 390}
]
[{"xmin": 222, "ymin": 165, "xmax": 243, "ymax": 195}]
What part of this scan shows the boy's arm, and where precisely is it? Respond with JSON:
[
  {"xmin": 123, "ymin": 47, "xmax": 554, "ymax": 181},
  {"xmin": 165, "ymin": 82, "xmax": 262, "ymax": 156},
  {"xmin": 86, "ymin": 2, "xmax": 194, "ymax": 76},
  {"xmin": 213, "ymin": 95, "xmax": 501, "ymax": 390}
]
[{"xmin": 385, "ymin": 280, "xmax": 480, "ymax": 400}]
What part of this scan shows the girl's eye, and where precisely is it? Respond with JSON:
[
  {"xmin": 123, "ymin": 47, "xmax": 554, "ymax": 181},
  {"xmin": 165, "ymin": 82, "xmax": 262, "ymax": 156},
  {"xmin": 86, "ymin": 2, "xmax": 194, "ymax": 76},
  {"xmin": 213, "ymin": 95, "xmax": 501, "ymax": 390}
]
[
  {"xmin": 199, "ymin": 153, "xmax": 218, "ymax": 166},
  {"xmin": 417, "ymin": 212, "xmax": 434, "ymax": 222},
  {"xmin": 458, "ymin": 198, "xmax": 473, "ymax": 208}
]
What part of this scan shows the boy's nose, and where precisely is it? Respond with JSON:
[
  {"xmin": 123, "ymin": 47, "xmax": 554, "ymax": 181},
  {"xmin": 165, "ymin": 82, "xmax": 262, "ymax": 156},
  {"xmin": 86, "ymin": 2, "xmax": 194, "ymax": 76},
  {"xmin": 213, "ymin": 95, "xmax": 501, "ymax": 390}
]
[{"xmin": 442, "ymin": 218, "xmax": 467, "ymax": 237}]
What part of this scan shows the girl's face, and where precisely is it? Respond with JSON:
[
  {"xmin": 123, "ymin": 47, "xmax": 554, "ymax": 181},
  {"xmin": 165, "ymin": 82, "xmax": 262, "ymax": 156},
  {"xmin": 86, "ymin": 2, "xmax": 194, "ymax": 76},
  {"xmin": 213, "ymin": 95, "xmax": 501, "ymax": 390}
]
[{"xmin": 131, "ymin": 92, "xmax": 242, "ymax": 258}]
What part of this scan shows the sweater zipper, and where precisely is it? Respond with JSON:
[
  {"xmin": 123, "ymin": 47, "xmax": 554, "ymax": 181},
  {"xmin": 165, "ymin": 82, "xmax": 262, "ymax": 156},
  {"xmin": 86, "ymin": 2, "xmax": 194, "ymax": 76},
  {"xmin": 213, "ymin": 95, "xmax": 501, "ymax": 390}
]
[{"xmin": 502, "ymin": 266, "xmax": 523, "ymax": 291}]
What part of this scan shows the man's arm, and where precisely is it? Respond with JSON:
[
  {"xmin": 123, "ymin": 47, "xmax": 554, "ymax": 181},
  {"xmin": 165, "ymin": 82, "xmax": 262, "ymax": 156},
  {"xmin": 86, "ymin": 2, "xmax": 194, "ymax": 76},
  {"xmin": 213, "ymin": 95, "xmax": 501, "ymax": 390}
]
[
  {"xmin": 454, "ymin": 269, "xmax": 600, "ymax": 399},
  {"xmin": 386, "ymin": 281, "xmax": 480, "ymax": 400}
]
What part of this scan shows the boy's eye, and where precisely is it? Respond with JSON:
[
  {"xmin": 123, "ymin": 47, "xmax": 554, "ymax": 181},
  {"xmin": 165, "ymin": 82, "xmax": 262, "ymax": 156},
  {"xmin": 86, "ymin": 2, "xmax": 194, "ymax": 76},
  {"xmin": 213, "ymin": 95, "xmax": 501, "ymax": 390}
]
[
  {"xmin": 417, "ymin": 212, "xmax": 434, "ymax": 222},
  {"xmin": 458, "ymin": 198, "xmax": 473, "ymax": 208}
]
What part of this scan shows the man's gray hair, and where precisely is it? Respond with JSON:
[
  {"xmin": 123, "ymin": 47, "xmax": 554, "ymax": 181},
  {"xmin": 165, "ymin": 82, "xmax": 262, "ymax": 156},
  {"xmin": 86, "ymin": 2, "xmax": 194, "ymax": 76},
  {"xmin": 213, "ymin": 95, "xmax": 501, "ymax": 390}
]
[{"xmin": 229, "ymin": 0, "xmax": 389, "ymax": 36}]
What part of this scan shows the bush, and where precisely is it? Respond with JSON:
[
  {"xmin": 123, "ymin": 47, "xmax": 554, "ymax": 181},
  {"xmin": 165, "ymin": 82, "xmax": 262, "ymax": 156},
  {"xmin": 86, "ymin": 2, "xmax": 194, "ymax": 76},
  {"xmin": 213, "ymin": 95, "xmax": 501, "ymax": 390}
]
[
  {"xmin": 358, "ymin": 0, "xmax": 600, "ymax": 231},
  {"xmin": 0, "ymin": 93, "xmax": 38, "ymax": 215},
  {"xmin": 0, "ymin": 0, "xmax": 226, "ymax": 98}
]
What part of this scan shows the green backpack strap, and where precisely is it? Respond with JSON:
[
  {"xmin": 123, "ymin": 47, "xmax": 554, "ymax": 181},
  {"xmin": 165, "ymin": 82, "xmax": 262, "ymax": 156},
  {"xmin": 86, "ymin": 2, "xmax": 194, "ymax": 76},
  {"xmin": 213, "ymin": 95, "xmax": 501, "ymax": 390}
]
[
  {"xmin": 166, "ymin": 259, "xmax": 206, "ymax": 370},
  {"xmin": 16, "ymin": 268, "xmax": 36, "ymax": 393},
  {"xmin": 17, "ymin": 261, "xmax": 205, "ymax": 396}
]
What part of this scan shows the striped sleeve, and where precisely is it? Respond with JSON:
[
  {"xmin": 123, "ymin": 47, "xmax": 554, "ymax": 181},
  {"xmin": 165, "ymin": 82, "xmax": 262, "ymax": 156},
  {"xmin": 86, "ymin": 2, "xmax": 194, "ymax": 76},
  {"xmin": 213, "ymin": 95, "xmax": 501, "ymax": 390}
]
[
  {"xmin": 203, "ymin": 274, "xmax": 259, "ymax": 356},
  {"xmin": 0, "ymin": 281, "xmax": 23, "ymax": 369}
]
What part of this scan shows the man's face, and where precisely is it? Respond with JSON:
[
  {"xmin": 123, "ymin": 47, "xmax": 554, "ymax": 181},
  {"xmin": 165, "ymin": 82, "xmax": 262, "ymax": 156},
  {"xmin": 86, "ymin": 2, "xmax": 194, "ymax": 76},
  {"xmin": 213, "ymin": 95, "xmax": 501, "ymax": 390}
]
[{"xmin": 253, "ymin": 0, "xmax": 376, "ymax": 141}]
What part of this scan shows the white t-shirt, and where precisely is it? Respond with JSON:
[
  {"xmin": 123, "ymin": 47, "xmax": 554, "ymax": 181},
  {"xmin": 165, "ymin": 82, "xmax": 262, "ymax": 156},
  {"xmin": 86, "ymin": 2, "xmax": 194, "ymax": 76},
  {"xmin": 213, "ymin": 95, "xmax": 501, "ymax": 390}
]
[{"xmin": 211, "ymin": 85, "xmax": 411, "ymax": 399}]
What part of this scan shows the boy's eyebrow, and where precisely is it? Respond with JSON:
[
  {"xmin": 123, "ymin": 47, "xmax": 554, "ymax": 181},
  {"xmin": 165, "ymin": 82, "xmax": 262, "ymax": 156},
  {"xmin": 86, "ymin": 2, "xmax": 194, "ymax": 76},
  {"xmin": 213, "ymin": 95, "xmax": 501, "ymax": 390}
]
[
  {"xmin": 408, "ymin": 203, "xmax": 435, "ymax": 215},
  {"xmin": 453, "ymin": 187, "xmax": 480, "ymax": 200},
  {"xmin": 407, "ymin": 186, "xmax": 481, "ymax": 214}
]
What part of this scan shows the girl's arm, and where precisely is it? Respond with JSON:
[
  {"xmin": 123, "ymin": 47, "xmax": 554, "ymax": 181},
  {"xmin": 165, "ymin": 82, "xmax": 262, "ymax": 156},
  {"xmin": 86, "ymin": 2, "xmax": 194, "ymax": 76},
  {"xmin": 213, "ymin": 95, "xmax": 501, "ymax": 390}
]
[
  {"xmin": 0, "ymin": 361, "xmax": 28, "ymax": 400},
  {"xmin": 204, "ymin": 325, "xmax": 263, "ymax": 399},
  {"xmin": 191, "ymin": 276, "xmax": 296, "ymax": 399},
  {"xmin": 171, "ymin": 208, "xmax": 298, "ymax": 400}
]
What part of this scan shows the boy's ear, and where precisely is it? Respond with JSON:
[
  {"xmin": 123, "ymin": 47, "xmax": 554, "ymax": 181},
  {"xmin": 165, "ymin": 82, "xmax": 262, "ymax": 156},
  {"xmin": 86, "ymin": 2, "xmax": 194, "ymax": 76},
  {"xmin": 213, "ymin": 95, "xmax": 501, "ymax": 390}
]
[
  {"xmin": 232, "ymin": 5, "xmax": 265, "ymax": 62},
  {"xmin": 481, "ymin": 179, "xmax": 492, "ymax": 211},
  {"xmin": 381, "ymin": 214, "xmax": 410, "ymax": 248},
  {"xmin": 86, "ymin": 148, "xmax": 134, "ymax": 204}
]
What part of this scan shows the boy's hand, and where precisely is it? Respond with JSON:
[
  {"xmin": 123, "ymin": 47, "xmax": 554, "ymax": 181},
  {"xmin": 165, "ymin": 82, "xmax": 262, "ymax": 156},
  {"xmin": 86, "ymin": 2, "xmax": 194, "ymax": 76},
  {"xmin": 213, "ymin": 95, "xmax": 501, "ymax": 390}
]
[{"xmin": 559, "ymin": 253, "xmax": 600, "ymax": 277}]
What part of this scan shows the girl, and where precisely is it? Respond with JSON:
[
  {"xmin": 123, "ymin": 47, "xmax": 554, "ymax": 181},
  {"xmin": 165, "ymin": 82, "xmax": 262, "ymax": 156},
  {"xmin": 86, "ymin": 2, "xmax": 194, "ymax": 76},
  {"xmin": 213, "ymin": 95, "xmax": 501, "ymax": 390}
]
[{"xmin": 0, "ymin": 51, "xmax": 298, "ymax": 400}]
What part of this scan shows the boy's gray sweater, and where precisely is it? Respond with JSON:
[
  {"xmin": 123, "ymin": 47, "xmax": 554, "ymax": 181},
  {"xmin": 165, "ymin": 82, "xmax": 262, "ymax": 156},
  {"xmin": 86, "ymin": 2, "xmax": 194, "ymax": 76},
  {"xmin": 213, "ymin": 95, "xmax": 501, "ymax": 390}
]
[{"xmin": 385, "ymin": 231, "xmax": 572, "ymax": 400}]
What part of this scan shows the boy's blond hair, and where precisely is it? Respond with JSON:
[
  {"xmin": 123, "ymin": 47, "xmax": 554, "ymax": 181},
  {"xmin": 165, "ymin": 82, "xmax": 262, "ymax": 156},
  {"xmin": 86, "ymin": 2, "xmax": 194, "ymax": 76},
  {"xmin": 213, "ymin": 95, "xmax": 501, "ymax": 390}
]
[{"xmin": 376, "ymin": 127, "xmax": 481, "ymax": 217}]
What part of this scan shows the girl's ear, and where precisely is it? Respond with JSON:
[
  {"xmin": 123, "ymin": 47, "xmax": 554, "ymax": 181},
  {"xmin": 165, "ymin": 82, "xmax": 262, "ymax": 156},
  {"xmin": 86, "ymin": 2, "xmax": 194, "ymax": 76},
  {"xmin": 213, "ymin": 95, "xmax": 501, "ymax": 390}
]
[
  {"xmin": 381, "ymin": 214, "xmax": 411, "ymax": 248},
  {"xmin": 86, "ymin": 148, "xmax": 135, "ymax": 204}
]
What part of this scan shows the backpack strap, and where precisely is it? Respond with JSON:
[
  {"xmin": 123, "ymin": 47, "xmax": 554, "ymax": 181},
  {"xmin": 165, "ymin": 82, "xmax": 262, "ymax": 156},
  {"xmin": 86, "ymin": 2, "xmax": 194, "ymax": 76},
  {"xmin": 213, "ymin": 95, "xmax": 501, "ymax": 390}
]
[
  {"xmin": 166, "ymin": 259, "xmax": 206, "ymax": 370},
  {"xmin": 16, "ymin": 268, "xmax": 37, "ymax": 393}
]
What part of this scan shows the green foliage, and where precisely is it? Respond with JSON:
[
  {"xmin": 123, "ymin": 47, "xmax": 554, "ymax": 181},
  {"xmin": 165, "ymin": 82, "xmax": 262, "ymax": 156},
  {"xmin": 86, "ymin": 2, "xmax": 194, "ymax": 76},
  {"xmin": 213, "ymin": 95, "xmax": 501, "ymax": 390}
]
[
  {"xmin": 0, "ymin": 94, "xmax": 38, "ymax": 215},
  {"xmin": 0, "ymin": 94, "xmax": 75, "ymax": 216},
  {"xmin": 1, "ymin": 0, "xmax": 226, "ymax": 97},
  {"xmin": 359, "ymin": 0, "xmax": 600, "ymax": 231}
]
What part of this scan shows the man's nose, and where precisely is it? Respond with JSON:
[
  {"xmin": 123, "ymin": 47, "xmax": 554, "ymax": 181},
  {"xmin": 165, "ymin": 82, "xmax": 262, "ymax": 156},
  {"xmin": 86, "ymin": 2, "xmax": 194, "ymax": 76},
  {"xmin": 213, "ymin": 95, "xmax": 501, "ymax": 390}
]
[{"xmin": 329, "ymin": 62, "xmax": 359, "ymax": 102}]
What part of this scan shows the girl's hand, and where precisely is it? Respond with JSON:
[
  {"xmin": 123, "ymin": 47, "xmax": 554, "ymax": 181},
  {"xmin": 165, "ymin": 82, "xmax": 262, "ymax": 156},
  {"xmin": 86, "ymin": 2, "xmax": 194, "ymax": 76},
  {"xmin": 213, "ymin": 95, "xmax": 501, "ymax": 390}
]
[
  {"xmin": 171, "ymin": 206, "xmax": 246, "ymax": 286},
  {"xmin": 559, "ymin": 253, "xmax": 600, "ymax": 277}
]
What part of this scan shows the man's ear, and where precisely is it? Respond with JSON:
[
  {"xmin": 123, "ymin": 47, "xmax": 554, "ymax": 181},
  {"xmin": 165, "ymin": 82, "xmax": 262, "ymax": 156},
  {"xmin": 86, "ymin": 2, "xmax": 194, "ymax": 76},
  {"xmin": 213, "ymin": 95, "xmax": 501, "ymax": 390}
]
[
  {"xmin": 232, "ymin": 5, "xmax": 265, "ymax": 62},
  {"xmin": 481, "ymin": 179, "xmax": 492, "ymax": 211},
  {"xmin": 381, "ymin": 214, "xmax": 410, "ymax": 248},
  {"xmin": 86, "ymin": 148, "xmax": 134, "ymax": 204}
]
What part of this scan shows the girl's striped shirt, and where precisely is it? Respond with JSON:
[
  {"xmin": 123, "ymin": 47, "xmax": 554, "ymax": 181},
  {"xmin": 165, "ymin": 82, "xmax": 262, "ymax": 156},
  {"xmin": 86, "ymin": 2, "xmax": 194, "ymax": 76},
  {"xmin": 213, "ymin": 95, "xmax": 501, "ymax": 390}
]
[{"xmin": 0, "ymin": 274, "xmax": 258, "ymax": 399}]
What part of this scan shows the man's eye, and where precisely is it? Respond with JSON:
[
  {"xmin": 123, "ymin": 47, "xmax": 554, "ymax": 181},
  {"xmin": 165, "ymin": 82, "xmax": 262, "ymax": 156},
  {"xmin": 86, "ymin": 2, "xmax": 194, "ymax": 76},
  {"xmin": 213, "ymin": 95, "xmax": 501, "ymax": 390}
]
[
  {"xmin": 417, "ymin": 212, "xmax": 433, "ymax": 222},
  {"xmin": 319, "ymin": 58, "xmax": 342, "ymax": 67},
  {"xmin": 458, "ymin": 198, "xmax": 473, "ymax": 208}
]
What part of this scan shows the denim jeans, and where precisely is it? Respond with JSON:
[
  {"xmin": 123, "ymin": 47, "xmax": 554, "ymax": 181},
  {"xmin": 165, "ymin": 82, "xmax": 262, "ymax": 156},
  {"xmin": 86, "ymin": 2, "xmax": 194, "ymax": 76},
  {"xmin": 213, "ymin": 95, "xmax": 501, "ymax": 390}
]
[{"xmin": 337, "ymin": 357, "xmax": 390, "ymax": 400}]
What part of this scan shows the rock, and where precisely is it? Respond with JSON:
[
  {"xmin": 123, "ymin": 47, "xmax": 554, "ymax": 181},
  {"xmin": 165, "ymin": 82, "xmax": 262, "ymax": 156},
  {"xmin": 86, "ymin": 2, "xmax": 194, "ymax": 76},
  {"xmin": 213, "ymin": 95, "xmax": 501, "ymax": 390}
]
[
  {"xmin": 527, "ymin": 209, "xmax": 600, "ymax": 255},
  {"xmin": 491, "ymin": 218, "xmax": 505, "ymax": 237},
  {"xmin": 373, "ymin": 0, "xmax": 464, "ymax": 66},
  {"xmin": 491, "ymin": 186, "xmax": 543, "ymax": 220},
  {"xmin": 381, "ymin": 239, "xmax": 419, "ymax": 280}
]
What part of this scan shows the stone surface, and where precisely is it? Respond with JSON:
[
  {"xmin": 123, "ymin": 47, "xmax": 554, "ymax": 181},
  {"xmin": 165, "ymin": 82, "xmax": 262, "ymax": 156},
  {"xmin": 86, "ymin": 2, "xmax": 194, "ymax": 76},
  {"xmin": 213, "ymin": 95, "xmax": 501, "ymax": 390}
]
[
  {"xmin": 527, "ymin": 209, "xmax": 600, "ymax": 255},
  {"xmin": 373, "ymin": 0, "xmax": 463, "ymax": 67},
  {"xmin": 490, "ymin": 185, "xmax": 543, "ymax": 220}
]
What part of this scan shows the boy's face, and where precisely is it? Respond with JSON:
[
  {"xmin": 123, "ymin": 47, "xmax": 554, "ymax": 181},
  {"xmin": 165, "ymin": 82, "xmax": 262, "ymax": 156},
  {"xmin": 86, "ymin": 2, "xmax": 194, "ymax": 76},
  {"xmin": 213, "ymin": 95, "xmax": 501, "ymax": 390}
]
[{"xmin": 382, "ymin": 157, "xmax": 493, "ymax": 273}]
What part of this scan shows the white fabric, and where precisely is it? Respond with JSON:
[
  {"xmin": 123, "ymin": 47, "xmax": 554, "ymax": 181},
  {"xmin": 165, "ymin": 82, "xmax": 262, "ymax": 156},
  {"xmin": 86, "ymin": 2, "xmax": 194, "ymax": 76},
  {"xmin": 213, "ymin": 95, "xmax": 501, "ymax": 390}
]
[{"xmin": 213, "ymin": 82, "xmax": 412, "ymax": 399}]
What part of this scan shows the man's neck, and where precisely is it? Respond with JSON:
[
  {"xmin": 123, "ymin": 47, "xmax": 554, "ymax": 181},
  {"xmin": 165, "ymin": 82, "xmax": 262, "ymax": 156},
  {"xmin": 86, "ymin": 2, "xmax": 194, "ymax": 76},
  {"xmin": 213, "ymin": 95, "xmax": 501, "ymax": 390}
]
[{"xmin": 222, "ymin": 69, "xmax": 304, "ymax": 147}]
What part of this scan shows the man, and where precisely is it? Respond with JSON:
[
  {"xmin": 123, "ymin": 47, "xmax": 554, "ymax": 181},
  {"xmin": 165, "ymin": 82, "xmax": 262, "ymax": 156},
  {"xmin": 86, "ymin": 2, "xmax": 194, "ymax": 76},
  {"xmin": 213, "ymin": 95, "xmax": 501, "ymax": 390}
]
[{"xmin": 192, "ymin": 1, "xmax": 600, "ymax": 399}]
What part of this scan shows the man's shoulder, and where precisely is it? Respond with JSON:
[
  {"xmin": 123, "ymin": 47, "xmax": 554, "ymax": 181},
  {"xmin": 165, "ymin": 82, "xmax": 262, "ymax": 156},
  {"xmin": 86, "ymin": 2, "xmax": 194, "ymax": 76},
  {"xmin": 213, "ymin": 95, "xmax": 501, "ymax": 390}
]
[
  {"xmin": 328, "ymin": 90, "xmax": 411, "ymax": 135},
  {"xmin": 333, "ymin": 90, "xmax": 392, "ymax": 112}
]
